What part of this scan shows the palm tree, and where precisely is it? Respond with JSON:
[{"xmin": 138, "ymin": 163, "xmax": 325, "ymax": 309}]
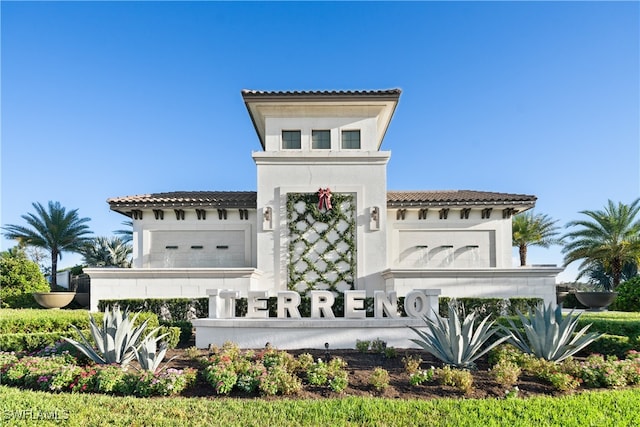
[
  {"xmin": 512, "ymin": 211, "xmax": 561, "ymax": 266},
  {"xmin": 114, "ymin": 220, "xmax": 133, "ymax": 243},
  {"xmin": 562, "ymin": 199, "xmax": 640, "ymax": 290},
  {"xmin": 2, "ymin": 201, "xmax": 92, "ymax": 288},
  {"xmin": 582, "ymin": 260, "xmax": 638, "ymax": 290},
  {"xmin": 81, "ymin": 236, "xmax": 132, "ymax": 267}
]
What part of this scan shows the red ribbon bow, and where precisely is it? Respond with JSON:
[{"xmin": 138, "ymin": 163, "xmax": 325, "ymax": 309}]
[{"xmin": 318, "ymin": 188, "xmax": 332, "ymax": 211}]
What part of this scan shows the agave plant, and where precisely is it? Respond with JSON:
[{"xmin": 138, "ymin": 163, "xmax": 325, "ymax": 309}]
[
  {"xmin": 133, "ymin": 333, "xmax": 175, "ymax": 372},
  {"xmin": 410, "ymin": 302, "xmax": 511, "ymax": 369},
  {"xmin": 505, "ymin": 303, "xmax": 602, "ymax": 362},
  {"xmin": 65, "ymin": 306, "xmax": 155, "ymax": 368}
]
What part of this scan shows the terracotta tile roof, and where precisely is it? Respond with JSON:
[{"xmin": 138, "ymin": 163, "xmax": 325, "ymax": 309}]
[
  {"xmin": 108, "ymin": 189, "xmax": 535, "ymax": 213},
  {"xmin": 107, "ymin": 191, "xmax": 257, "ymax": 209},
  {"xmin": 241, "ymin": 88, "xmax": 401, "ymax": 100},
  {"xmin": 387, "ymin": 190, "xmax": 536, "ymax": 207}
]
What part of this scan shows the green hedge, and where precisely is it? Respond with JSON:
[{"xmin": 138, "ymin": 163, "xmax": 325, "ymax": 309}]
[
  {"xmin": 161, "ymin": 321, "xmax": 193, "ymax": 346},
  {"xmin": 497, "ymin": 312, "xmax": 640, "ymax": 338},
  {"xmin": 0, "ymin": 255, "xmax": 51, "ymax": 308},
  {"xmin": 0, "ymin": 326, "xmax": 179, "ymax": 353},
  {"xmin": 156, "ymin": 326, "xmax": 181, "ymax": 349},
  {"xmin": 0, "ymin": 329, "xmax": 87, "ymax": 352},
  {"xmin": 98, "ymin": 296, "xmax": 545, "ymax": 320},
  {"xmin": 610, "ymin": 276, "xmax": 640, "ymax": 312},
  {"xmin": 0, "ymin": 309, "xmax": 96, "ymax": 334},
  {"xmin": 587, "ymin": 334, "xmax": 638, "ymax": 358},
  {"xmin": 0, "ymin": 309, "xmax": 160, "ymax": 335},
  {"xmin": 497, "ymin": 311, "xmax": 640, "ymax": 358},
  {"xmin": 98, "ymin": 298, "xmax": 208, "ymax": 321},
  {"xmin": 438, "ymin": 297, "xmax": 543, "ymax": 318},
  {"xmin": 576, "ymin": 316, "xmax": 640, "ymax": 339},
  {"xmin": 0, "ymin": 309, "xmax": 163, "ymax": 352}
]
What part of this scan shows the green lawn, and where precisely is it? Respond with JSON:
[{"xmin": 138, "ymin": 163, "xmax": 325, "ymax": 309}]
[{"xmin": 2, "ymin": 386, "xmax": 640, "ymax": 427}]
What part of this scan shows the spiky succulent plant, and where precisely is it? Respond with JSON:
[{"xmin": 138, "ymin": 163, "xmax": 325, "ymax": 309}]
[
  {"xmin": 410, "ymin": 302, "xmax": 511, "ymax": 369},
  {"xmin": 505, "ymin": 303, "xmax": 602, "ymax": 362},
  {"xmin": 133, "ymin": 333, "xmax": 175, "ymax": 372},
  {"xmin": 64, "ymin": 306, "xmax": 151, "ymax": 367}
]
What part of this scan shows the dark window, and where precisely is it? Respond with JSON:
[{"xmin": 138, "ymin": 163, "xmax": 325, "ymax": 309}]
[
  {"xmin": 312, "ymin": 130, "xmax": 331, "ymax": 149},
  {"xmin": 342, "ymin": 130, "xmax": 360, "ymax": 149},
  {"xmin": 282, "ymin": 130, "xmax": 301, "ymax": 149}
]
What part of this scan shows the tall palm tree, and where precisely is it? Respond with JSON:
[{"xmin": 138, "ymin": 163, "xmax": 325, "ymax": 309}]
[
  {"xmin": 81, "ymin": 236, "xmax": 132, "ymax": 267},
  {"xmin": 2, "ymin": 201, "xmax": 92, "ymax": 288},
  {"xmin": 113, "ymin": 220, "xmax": 133, "ymax": 243},
  {"xmin": 562, "ymin": 199, "xmax": 640, "ymax": 290},
  {"xmin": 512, "ymin": 211, "xmax": 561, "ymax": 266},
  {"xmin": 582, "ymin": 260, "xmax": 638, "ymax": 290}
]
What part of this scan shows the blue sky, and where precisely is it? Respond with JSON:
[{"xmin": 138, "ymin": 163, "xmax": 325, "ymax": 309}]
[{"xmin": 1, "ymin": 1, "xmax": 638, "ymax": 282}]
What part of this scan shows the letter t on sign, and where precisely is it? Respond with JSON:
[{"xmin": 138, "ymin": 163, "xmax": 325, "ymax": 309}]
[{"xmin": 207, "ymin": 289, "xmax": 240, "ymax": 319}]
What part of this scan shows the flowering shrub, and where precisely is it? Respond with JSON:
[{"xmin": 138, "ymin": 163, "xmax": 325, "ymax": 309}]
[
  {"xmin": 577, "ymin": 355, "xmax": 628, "ymax": 389},
  {"xmin": 202, "ymin": 346, "xmax": 305, "ymax": 396},
  {"xmin": 236, "ymin": 363, "xmax": 266, "ymax": 393},
  {"xmin": 355, "ymin": 340, "xmax": 371, "ymax": 353},
  {"xmin": 328, "ymin": 370, "xmax": 349, "ymax": 393},
  {"xmin": 304, "ymin": 357, "xmax": 349, "ymax": 392},
  {"xmin": 436, "ymin": 366, "xmax": 474, "ymax": 395},
  {"xmin": 489, "ymin": 344, "xmax": 526, "ymax": 366},
  {"xmin": 546, "ymin": 372, "xmax": 580, "ymax": 392},
  {"xmin": 307, "ymin": 359, "xmax": 329, "ymax": 386},
  {"xmin": 134, "ymin": 368, "xmax": 197, "ymax": 397},
  {"xmin": 491, "ymin": 360, "xmax": 521, "ymax": 388},
  {"xmin": 258, "ymin": 348, "xmax": 297, "ymax": 371},
  {"xmin": 369, "ymin": 367, "xmax": 390, "ymax": 392},
  {"xmin": 0, "ymin": 352, "xmax": 195, "ymax": 397},
  {"xmin": 402, "ymin": 355, "xmax": 422, "ymax": 375},
  {"xmin": 94, "ymin": 365, "xmax": 126, "ymax": 393},
  {"xmin": 204, "ymin": 360, "xmax": 238, "ymax": 395},
  {"xmin": 296, "ymin": 353, "xmax": 315, "ymax": 372},
  {"xmin": 33, "ymin": 339, "xmax": 88, "ymax": 365},
  {"xmin": 409, "ymin": 368, "xmax": 435, "ymax": 386}
]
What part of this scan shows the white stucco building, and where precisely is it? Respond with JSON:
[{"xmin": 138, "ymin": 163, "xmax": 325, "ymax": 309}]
[{"xmin": 86, "ymin": 89, "xmax": 562, "ymax": 314}]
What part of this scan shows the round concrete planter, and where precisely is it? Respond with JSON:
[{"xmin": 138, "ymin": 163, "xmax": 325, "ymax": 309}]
[
  {"xmin": 33, "ymin": 292, "xmax": 76, "ymax": 309},
  {"xmin": 556, "ymin": 291, "xmax": 570, "ymax": 304},
  {"xmin": 575, "ymin": 291, "xmax": 618, "ymax": 311},
  {"xmin": 74, "ymin": 292, "xmax": 90, "ymax": 308}
]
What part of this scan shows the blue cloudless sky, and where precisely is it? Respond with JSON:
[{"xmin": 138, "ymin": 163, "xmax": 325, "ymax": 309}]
[{"xmin": 1, "ymin": 1, "xmax": 639, "ymax": 283}]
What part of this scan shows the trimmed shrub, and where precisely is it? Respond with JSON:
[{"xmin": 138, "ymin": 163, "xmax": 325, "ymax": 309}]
[
  {"xmin": 0, "ymin": 309, "xmax": 160, "ymax": 352},
  {"xmin": 161, "ymin": 320, "xmax": 193, "ymax": 346},
  {"xmin": 100, "ymin": 296, "xmax": 543, "ymax": 321},
  {"xmin": 610, "ymin": 276, "xmax": 640, "ymax": 312},
  {"xmin": 576, "ymin": 314, "xmax": 640, "ymax": 339},
  {"xmin": 0, "ymin": 329, "xmax": 88, "ymax": 352},
  {"xmin": 0, "ymin": 255, "xmax": 50, "ymax": 308},
  {"xmin": 438, "ymin": 297, "xmax": 542, "ymax": 318},
  {"xmin": 561, "ymin": 292, "xmax": 587, "ymax": 309},
  {"xmin": 156, "ymin": 326, "xmax": 181, "ymax": 349},
  {"xmin": 98, "ymin": 298, "xmax": 208, "ymax": 321},
  {"xmin": 0, "ymin": 309, "xmax": 96, "ymax": 334},
  {"xmin": 586, "ymin": 334, "xmax": 636, "ymax": 358}
]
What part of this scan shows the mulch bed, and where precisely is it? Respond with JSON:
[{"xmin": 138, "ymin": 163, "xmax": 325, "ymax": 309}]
[{"xmin": 165, "ymin": 346, "xmax": 560, "ymax": 400}]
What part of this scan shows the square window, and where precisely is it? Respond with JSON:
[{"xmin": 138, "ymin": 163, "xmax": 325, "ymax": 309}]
[
  {"xmin": 282, "ymin": 130, "xmax": 301, "ymax": 149},
  {"xmin": 312, "ymin": 130, "xmax": 331, "ymax": 149},
  {"xmin": 341, "ymin": 130, "xmax": 360, "ymax": 149}
]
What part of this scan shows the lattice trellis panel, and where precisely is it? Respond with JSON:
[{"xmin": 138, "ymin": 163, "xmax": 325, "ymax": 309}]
[{"xmin": 287, "ymin": 192, "xmax": 356, "ymax": 295}]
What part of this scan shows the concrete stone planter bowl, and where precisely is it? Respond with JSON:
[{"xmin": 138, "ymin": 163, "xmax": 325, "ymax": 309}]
[
  {"xmin": 74, "ymin": 292, "xmax": 90, "ymax": 308},
  {"xmin": 575, "ymin": 291, "xmax": 618, "ymax": 311},
  {"xmin": 33, "ymin": 292, "xmax": 76, "ymax": 309}
]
